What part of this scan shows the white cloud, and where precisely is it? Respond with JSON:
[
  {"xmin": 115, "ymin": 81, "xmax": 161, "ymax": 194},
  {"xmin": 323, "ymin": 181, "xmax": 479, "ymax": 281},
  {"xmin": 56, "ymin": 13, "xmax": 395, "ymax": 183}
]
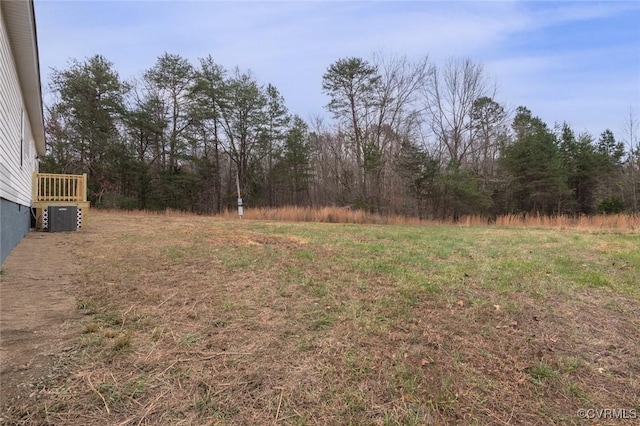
[{"xmin": 34, "ymin": 0, "xmax": 640, "ymax": 137}]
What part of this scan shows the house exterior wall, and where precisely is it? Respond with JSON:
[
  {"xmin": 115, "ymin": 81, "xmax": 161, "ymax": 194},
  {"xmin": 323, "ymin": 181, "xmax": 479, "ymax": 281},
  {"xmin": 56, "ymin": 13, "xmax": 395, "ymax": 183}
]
[
  {"xmin": 0, "ymin": 3, "xmax": 41, "ymax": 265},
  {"xmin": 0, "ymin": 198, "xmax": 30, "ymax": 263}
]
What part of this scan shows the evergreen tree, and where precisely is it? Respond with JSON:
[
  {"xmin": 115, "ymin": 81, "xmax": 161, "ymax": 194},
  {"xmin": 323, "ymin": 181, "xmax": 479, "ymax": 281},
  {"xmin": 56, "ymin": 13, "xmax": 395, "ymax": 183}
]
[
  {"xmin": 261, "ymin": 84, "xmax": 290, "ymax": 206},
  {"xmin": 278, "ymin": 116, "xmax": 312, "ymax": 205},
  {"xmin": 218, "ymin": 69, "xmax": 268, "ymax": 203},
  {"xmin": 499, "ymin": 107, "xmax": 570, "ymax": 214},
  {"xmin": 595, "ymin": 129, "xmax": 626, "ymax": 213},
  {"xmin": 394, "ymin": 139, "xmax": 439, "ymax": 218},
  {"xmin": 191, "ymin": 56, "xmax": 228, "ymax": 212},
  {"xmin": 144, "ymin": 53, "xmax": 195, "ymax": 170},
  {"xmin": 46, "ymin": 55, "xmax": 127, "ymax": 203},
  {"xmin": 322, "ymin": 57, "xmax": 380, "ymax": 203}
]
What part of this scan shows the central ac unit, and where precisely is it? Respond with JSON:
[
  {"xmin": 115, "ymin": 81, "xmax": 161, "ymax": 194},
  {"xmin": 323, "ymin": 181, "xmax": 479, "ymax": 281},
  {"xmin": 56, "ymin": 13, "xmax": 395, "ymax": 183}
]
[{"xmin": 48, "ymin": 206, "xmax": 77, "ymax": 232}]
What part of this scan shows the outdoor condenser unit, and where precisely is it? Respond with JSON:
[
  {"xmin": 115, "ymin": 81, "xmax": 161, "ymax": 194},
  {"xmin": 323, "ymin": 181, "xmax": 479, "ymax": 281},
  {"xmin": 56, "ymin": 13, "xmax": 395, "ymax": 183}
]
[{"xmin": 47, "ymin": 206, "xmax": 78, "ymax": 232}]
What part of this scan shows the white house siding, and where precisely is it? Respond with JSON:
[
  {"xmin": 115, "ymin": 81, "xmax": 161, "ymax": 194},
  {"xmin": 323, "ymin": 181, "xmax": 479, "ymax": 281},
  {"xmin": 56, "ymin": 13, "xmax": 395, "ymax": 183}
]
[
  {"xmin": 0, "ymin": 3, "xmax": 40, "ymax": 264},
  {"xmin": 0, "ymin": 5, "xmax": 39, "ymax": 208}
]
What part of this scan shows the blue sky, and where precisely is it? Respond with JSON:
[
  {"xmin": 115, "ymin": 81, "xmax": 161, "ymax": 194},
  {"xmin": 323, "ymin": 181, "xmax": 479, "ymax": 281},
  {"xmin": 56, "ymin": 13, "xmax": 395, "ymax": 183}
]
[{"xmin": 34, "ymin": 0, "xmax": 640, "ymax": 143}]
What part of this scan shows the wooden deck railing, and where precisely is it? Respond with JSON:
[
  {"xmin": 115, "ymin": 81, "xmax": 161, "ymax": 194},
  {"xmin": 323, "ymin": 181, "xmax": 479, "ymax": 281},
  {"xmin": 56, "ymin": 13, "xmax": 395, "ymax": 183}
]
[{"xmin": 32, "ymin": 173, "xmax": 88, "ymax": 203}]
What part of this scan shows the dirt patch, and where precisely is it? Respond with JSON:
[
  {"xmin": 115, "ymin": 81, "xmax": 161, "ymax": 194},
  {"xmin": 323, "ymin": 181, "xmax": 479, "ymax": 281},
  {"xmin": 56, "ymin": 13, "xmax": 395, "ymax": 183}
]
[{"xmin": 0, "ymin": 232, "xmax": 82, "ymax": 409}]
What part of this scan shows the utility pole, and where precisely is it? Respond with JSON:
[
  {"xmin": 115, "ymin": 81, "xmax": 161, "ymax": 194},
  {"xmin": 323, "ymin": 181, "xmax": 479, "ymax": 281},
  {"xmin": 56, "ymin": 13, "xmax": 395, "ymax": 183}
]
[{"xmin": 236, "ymin": 171, "xmax": 243, "ymax": 218}]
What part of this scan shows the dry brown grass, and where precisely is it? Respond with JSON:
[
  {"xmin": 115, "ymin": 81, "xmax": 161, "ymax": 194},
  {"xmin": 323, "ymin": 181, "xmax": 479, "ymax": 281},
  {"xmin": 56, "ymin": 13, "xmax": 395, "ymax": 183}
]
[
  {"xmin": 218, "ymin": 205, "xmax": 429, "ymax": 225},
  {"xmin": 98, "ymin": 206, "xmax": 640, "ymax": 231},
  {"xmin": 2, "ymin": 210, "xmax": 638, "ymax": 425},
  {"xmin": 216, "ymin": 206, "xmax": 639, "ymax": 231},
  {"xmin": 494, "ymin": 213, "xmax": 640, "ymax": 230}
]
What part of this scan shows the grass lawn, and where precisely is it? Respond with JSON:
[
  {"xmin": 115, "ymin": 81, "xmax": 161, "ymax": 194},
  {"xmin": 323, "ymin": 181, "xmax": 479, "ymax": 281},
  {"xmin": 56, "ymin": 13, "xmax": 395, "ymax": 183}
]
[{"xmin": 5, "ymin": 210, "xmax": 639, "ymax": 425}]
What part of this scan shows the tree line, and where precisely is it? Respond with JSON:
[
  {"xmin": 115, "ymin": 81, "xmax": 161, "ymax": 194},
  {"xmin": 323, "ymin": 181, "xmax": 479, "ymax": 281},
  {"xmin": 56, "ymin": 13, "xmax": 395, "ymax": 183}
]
[{"xmin": 42, "ymin": 53, "xmax": 640, "ymax": 219}]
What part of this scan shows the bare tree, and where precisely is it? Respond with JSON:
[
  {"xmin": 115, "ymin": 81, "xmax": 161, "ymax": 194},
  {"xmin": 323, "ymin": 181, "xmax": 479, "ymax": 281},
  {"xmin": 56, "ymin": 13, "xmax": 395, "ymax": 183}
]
[
  {"xmin": 365, "ymin": 54, "xmax": 431, "ymax": 210},
  {"xmin": 623, "ymin": 107, "xmax": 639, "ymax": 212},
  {"xmin": 423, "ymin": 58, "xmax": 492, "ymax": 166},
  {"xmin": 308, "ymin": 115, "xmax": 355, "ymax": 206},
  {"xmin": 322, "ymin": 55, "xmax": 431, "ymax": 211}
]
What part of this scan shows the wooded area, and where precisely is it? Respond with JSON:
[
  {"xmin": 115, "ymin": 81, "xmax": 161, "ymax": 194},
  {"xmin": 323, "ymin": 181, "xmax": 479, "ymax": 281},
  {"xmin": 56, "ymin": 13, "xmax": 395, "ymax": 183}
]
[{"xmin": 41, "ymin": 53, "xmax": 640, "ymax": 219}]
